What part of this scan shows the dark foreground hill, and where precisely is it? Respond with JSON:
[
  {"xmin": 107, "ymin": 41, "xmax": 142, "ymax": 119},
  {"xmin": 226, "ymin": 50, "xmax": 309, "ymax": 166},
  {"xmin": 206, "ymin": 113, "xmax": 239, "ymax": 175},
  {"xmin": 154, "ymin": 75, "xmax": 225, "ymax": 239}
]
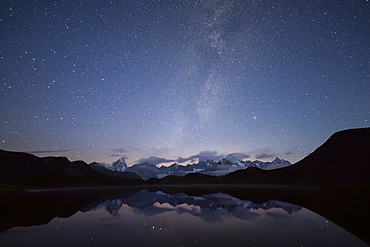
[
  {"xmin": 282, "ymin": 127, "xmax": 369, "ymax": 184},
  {"xmin": 0, "ymin": 150, "xmax": 142, "ymax": 188},
  {"xmin": 215, "ymin": 127, "xmax": 370, "ymax": 185}
]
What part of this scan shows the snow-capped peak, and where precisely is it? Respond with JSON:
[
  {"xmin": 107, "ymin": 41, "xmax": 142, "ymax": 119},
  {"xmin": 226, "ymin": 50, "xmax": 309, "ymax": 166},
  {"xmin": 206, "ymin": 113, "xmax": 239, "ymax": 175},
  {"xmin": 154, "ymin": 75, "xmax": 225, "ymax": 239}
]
[
  {"xmin": 271, "ymin": 157, "xmax": 282, "ymax": 164},
  {"xmin": 220, "ymin": 157, "xmax": 245, "ymax": 167},
  {"xmin": 108, "ymin": 157, "xmax": 127, "ymax": 172},
  {"xmin": 263, "ymin": 157, "xmax": 291, "ymax": 170}
]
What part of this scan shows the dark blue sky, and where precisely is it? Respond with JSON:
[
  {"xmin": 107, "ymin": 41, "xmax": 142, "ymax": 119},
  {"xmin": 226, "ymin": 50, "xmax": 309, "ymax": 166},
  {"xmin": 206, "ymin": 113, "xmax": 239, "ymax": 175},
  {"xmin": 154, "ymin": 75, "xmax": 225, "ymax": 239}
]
[{"xmin": 0, "ymin": 0, "xmax": 369, "ymax": 166}]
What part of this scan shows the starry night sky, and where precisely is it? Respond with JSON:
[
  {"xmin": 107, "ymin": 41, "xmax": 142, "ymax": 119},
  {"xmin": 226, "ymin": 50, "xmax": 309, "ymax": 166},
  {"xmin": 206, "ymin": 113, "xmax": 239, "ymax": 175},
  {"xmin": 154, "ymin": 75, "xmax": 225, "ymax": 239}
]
[{"xmin": 0, "ymin": 0, "xmax": 369, "ymax": 166}]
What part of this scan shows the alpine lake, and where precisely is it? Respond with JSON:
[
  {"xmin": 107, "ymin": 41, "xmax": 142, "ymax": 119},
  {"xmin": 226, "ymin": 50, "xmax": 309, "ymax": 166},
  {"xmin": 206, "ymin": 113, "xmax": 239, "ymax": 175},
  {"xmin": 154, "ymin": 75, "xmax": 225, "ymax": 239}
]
[{"xmin": 0, "ymin": 185, "xmax": 368, "ymax": 247}]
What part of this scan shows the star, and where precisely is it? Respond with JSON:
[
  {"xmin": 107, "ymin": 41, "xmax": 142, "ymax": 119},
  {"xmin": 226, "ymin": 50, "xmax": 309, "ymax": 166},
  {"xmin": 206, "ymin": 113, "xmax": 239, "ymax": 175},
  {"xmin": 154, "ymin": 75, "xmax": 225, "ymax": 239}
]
[{"xmin": 0, "ymin": 0, "xmax": 368, "ymax": 165}]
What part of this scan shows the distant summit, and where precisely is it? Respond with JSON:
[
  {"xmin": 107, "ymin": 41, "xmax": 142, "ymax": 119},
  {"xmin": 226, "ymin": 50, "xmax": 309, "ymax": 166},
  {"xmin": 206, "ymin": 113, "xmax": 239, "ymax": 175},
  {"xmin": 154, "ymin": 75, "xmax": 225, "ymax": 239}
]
[
  {"xmin": 89, "ymin": 162, "xmax": 142, "ymax": 180},
  {"xmin": 109, "ymin": 158, "xmax": 127, "ymax": 172}
]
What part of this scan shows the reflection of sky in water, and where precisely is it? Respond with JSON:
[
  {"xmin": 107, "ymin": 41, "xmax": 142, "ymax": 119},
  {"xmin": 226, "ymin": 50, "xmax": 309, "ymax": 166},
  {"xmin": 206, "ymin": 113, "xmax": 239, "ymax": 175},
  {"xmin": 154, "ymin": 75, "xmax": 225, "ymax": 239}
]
[{"xmin": 0, "ymin": 192, "xmax": 367, "ymax": 247}]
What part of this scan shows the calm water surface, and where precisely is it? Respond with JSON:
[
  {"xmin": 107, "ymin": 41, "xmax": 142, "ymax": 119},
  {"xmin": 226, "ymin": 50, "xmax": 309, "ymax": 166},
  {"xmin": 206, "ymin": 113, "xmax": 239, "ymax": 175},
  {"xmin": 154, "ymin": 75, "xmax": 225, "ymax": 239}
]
[{"xmin": 0, "ymin": 189, "xmax": 367, "ymax": 247}]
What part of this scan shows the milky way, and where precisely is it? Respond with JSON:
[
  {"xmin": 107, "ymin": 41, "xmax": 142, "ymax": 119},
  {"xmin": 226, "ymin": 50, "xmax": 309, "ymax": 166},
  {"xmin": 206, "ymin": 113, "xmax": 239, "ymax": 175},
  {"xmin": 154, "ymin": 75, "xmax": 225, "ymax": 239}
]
[{"xmin": 0, "ymin": 0, "xmax": 369, "ymax": 165}]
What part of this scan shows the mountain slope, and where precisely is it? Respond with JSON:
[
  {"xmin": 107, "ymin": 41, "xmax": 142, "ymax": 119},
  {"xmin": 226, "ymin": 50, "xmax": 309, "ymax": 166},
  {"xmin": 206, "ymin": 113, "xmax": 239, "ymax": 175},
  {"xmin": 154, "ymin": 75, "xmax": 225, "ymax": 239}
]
[
  {"xmin": 0, "ymin": 149, "xmax": 101, "ymax": 178},
  {"xmin": 217, "ymin": 127, "xmax": 370, "ymax": 185},
  {"xmin": 290, "ymin": 127, "xmax": 369, "ymax": 184},
  {"xmin": 89, "ymin": 162, "xmax": 143, "ymax": 180},
  {"xmin": 0, "ymin": 149, "xmax": 141, "ymax": 188}
]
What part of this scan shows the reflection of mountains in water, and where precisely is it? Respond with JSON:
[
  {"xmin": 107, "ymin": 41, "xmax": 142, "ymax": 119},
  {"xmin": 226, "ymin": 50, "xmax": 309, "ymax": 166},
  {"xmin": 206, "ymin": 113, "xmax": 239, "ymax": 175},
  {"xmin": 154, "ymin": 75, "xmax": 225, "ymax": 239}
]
[
  {"xmin": 1, "ymin": 186, "xmax": 369, "ymax": 245},
  {"xmin": 82, "ymin": 189, "xmax": 302, "ymax": 219}
]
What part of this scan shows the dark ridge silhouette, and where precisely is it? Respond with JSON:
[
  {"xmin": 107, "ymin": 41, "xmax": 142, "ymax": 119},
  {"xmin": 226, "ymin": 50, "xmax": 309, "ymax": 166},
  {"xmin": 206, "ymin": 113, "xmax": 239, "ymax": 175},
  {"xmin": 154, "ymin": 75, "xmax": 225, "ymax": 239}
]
[
  {"xmin": 0, "ymin": 149, "xmax": 142, "ymax": 188},
  {"xmin": 288, "ymin": 127, "xmax": 369, "ymax": 184},
  {"xmin": 0, "ymin": 150, "xmax": 100, "ymax": 178}
]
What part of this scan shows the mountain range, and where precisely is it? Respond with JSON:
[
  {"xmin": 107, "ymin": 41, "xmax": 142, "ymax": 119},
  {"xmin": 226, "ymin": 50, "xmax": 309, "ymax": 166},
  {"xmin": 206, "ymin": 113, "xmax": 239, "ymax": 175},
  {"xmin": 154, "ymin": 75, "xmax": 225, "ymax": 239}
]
[
  {"xmin": 92, "ymin": 156, "xmax": 291, "ymax": 180},
  {"xmin": 0, "ymin": 127, "xmax": 369, "ymax": 187}
]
